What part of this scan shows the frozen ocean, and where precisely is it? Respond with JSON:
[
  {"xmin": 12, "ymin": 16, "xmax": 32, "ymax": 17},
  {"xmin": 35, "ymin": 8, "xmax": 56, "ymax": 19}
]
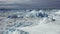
[{"xmin": 0, "ymin": 9, "xmax": 60, "ymax": 34}]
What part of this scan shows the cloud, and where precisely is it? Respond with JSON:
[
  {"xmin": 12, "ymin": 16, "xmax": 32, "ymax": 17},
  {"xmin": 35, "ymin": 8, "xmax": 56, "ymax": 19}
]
[
  {"xmin": 0, "ymin": 0, "xmax": 31, "ymax": 4},
  {"xmin": 0, "ymin": 0, "xmax": 60, "ymax": 5}
]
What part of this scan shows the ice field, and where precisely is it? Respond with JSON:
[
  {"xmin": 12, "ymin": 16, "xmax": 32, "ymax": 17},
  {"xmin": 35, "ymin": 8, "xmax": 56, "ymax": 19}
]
[{"xmin": 0, "ymin": 9, "xmax": 60, "ymax": 34}]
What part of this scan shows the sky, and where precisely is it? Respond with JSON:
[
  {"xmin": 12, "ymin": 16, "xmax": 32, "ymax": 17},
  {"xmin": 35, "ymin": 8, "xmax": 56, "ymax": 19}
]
[{"xmin": 0, "ymin": 0, "xmax": 60, "ymax": 8}]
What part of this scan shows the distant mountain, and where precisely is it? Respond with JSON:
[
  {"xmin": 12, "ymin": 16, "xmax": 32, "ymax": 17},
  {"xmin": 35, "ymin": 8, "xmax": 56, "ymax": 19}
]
[{"xmin": 0, "ymin": 4, "xmax": 60, "ymax": 9}]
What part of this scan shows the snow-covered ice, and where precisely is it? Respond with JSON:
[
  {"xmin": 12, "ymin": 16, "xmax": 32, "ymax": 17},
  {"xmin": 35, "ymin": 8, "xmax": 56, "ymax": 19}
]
[{"xmin": 0, "ymin": 9, "xmax": 60, "ymax": 34}]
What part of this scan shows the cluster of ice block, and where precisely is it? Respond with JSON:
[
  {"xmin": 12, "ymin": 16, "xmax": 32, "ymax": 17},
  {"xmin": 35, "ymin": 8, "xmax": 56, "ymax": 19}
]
[{"xmin": 3, "ymin": 28, "xmax": 29, "ymax": 34}]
